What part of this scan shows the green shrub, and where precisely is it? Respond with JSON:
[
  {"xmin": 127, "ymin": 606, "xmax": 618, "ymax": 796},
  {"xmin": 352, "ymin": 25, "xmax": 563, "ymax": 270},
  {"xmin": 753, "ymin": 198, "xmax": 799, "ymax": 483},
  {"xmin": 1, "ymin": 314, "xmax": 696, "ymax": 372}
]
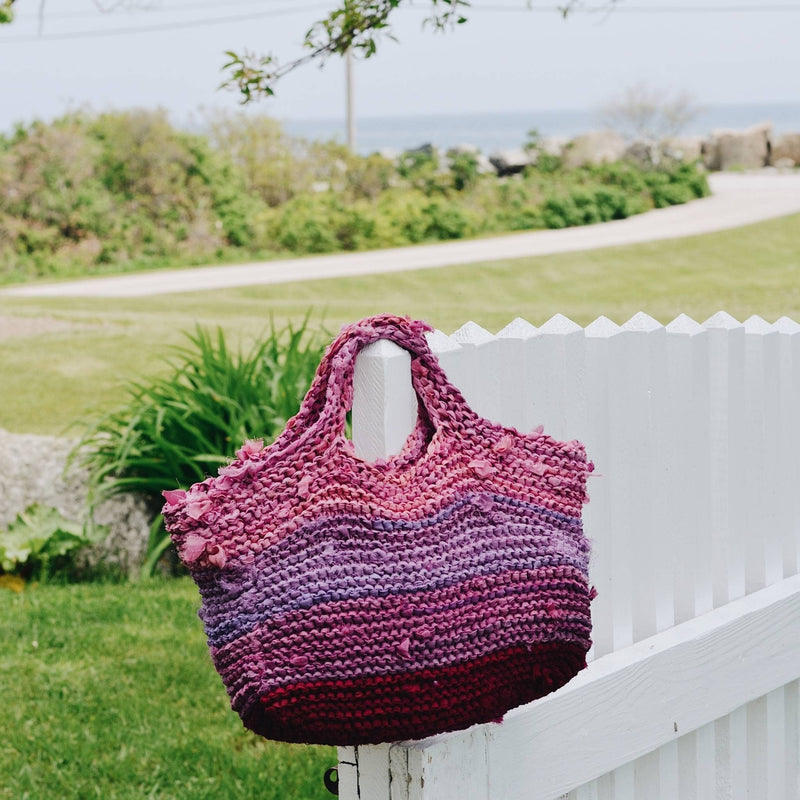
[
  {"xmin": 0, "ymin": 505, "xmax": 106, "ymax": 583},
  {"xmin": 643, "ymin": 162, "xmax": 710, "ymax": 208},
  {"xmin": 73, "ymin": 318, "xmax": 328, "ymax": 574},
  {"xmin": 422, "ymin": 201, "xmax": 474, "ymax": 240},
  {"xmin": 334, "ymin": 203, "xmax": 377, "ymax": 250},
  {"xmin": 448, "ymin": 150, "xmax": 481, "ymax": 191},
  {"xmin": 541, "ymin": 191, "xmax": 597, "ymax": 228},
  {"xmin": 0, "ymin": 110, "xmax": 711, "ymax": 283},
  {"xmin": 270, "ymin": 196, "xmax": 340, "ymax": 253},
  {"xmin": 396, "ymin": 147, "xmax": 447, "ymax": 196},
  {"xmin": 344, "ymin": 152, "xmax": 395, "ymax": 200}
]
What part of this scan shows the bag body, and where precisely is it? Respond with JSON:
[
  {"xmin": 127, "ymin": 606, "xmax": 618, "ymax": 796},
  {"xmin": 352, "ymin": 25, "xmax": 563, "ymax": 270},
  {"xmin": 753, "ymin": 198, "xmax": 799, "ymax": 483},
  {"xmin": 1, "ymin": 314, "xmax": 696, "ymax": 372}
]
[{"xmin": 163, "ymin": 314, "xmax": 594, "ymax": 745}]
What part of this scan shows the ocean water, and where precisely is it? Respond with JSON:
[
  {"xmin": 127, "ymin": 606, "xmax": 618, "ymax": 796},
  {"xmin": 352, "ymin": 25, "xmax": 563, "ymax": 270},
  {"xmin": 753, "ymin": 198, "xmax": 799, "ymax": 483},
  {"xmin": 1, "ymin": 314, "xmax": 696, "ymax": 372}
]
[{"xmin": 284, "ymin": 102, "xmax": 800, "ymax": 155}]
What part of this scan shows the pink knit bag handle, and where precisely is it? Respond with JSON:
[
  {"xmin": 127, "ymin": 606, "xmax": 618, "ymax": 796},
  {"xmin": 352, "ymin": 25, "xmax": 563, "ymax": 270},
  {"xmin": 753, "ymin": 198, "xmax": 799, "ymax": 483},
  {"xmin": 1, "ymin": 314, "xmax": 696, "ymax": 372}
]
[{"xmin": 277, "ymin": 315, "xmax": 472, "ymax": 451}]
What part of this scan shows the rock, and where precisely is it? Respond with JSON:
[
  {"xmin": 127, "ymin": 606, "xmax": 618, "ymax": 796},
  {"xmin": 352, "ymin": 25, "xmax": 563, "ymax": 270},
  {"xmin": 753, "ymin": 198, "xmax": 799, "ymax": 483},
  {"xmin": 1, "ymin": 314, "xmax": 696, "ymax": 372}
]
[
  {"xmin": 773, "ymin": 157, "xmax": 797, "ymax": 170},
  {"xmin": 771, "ymin": 133, "xmax": 800, "ymax": 166},
  {"xmin": 562, "ymin": 130, "xmax": 627, "ymax": 168},
  {"xmin": 0, "ymin": 428, "xmax": 151, "ymax": 576},
  {"xmin": 407, "ymin": 142, "xmax": 435, "ymax": 157},
  {"xmin": 624, "ymin": 140, "xmax": 658, "ymax": 165},
  {"xmin": 488, "ymin": 147, "xmax": 532, "ymax": 177},
  {"xmin": 539, "ymin": 136, "xmax": 568, "ymax": 158},
  {"xmin": 702, "ymin": 122, "xmax": 772, "ymax": 171},
  {"xmin": 661, "ymin": 135, "xmax": 704, "ymax": 163}
]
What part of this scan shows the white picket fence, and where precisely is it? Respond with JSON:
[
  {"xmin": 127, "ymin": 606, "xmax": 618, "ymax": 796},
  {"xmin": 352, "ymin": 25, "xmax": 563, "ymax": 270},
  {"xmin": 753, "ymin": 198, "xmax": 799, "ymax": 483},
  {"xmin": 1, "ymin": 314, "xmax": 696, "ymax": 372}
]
[{"xmin": 336, "ymin": 312, "xmax": 800, "ymax": 800}]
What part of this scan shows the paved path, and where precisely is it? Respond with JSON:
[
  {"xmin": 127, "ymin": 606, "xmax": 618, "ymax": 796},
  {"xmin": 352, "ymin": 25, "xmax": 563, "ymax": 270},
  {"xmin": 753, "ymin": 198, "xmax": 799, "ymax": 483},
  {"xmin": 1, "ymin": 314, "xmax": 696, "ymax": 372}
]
[{"xmin": 3, "ymin": 172, "xmax": 800, "ymax": 299}]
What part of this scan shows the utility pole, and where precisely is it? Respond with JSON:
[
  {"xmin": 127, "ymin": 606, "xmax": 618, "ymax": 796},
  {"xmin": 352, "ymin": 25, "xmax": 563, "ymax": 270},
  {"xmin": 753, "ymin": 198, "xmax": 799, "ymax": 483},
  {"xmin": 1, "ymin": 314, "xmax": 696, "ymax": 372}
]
[{"xmin": 345, "ymin": 48, "xmax": 356, "ymax": 152}]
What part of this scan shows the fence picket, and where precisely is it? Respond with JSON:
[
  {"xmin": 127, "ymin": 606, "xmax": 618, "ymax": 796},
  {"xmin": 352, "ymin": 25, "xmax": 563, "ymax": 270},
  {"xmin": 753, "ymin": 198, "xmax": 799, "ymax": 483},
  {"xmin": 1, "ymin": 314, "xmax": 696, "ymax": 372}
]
[
  {"xmin": 767, "ymin": 688, "xmax": 786, "ymax": 799},
  {"xmin": 426, "ymin": 328, "xmax": 465, "ymax": 405},
  {"xmin": 676, "ymin": 733, "xmax": 698, "ymax": 800},
  {"xmin": 696, "ymin": 722, "xmax": 717, "ymax": 800},
  {"xmin": 746, "ymin": 696, "xmax": 769, "ymax": 799},
  {"xmin": 450, "ymin": 321, "xmax": 500, "ymax": 420},
  {"xmin": 665, "ymin": 314, "xmax": 713, "ymax": 623},
  {"xmin": 775, "ymin": 317, "xmax": 800, "ymax": 578},
  {"xmin": 532, "ymin": 314, "xmax": 585, "ymax": 440},
  {"xmin": 704, "ymin": 312, "xmax": 747, "ymax": 607},
  {"xmin": 657, "ymin": 740, "xmax": 680, "ymax": 798},
  {"xmin": 633, "ymin": 750, "xmax": 661, "ymax": 797},
  {"xmin": 611, "ymin": 763, "xmax": 634, "ymax": 800},
  {"xmin": 605, "ymin": 321, "xmax": 649, "ymax": 648},
  {"xmin": 496, "ymin": 318, "xmax": 539, "ymax": 432},
  {"xmin": 758, "ymin": 321, "xmax": 784, "ymax": 589},
  {"xmin": 622, "ymin": 313, "xmax": 671, "ymax": 639},
  {"xmin": 730, "ymin": 705, "xmax": 748, "ymax": 800},
  {"xmin": 786, "ymin": 680, "xmax": 800, "ymax": 798},
  {"xmin": 743, "ymin": 316, "xmax": 782, "ymax": 594},
  {"xmin": 583, "ymin": 316, "xmax": 621, "ymax": 659}
]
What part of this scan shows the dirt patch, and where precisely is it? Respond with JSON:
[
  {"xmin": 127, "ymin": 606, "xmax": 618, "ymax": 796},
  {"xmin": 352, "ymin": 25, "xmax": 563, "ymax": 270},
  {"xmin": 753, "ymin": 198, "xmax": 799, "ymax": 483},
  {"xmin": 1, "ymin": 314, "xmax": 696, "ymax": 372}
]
[{"xmin": 0, "ymin": 315, "xmax": 96, "ymax": 340}]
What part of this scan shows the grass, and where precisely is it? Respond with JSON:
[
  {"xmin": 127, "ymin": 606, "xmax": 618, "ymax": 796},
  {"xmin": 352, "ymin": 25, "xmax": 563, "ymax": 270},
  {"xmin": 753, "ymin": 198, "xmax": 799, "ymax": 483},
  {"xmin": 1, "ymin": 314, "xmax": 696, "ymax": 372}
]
[
  {"xmin": 1, "ymin": 212, "xmax": 799, "ymax": 436},
  {"xmin": 0, "ymin": 580, "xmax": 334, "ymax": 800}
]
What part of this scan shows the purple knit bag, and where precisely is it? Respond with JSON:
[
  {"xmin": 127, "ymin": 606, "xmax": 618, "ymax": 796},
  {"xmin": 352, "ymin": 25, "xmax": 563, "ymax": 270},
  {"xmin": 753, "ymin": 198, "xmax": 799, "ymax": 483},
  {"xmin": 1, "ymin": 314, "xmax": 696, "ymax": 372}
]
[{"xmin": 163, "ymin": 314, "xmax": 594, "ymax": 745}]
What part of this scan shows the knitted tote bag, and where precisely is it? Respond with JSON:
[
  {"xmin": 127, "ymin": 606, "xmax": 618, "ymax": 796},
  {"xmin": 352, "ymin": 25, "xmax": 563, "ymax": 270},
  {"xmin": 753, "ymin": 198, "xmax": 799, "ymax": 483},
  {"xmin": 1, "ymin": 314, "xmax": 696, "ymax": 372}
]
[{"xmin": 163, "ymin": 314, "xmax": 594, "ymax": 746}]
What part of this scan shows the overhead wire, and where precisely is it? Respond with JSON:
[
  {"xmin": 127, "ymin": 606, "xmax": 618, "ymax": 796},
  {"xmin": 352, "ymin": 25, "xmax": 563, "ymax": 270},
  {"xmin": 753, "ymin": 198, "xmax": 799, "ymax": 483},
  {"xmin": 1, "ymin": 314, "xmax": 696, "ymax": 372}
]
[
  {"xmin": 11, "ymin": 0, "xmax": 312, "ymax": 22},
  {"xmin": 2, "ymin": 2, "xmax": 800, "ymax": 44},
  {"xmin": 0, "ymin": 3, "xmax": 332, "ymax": 42}
]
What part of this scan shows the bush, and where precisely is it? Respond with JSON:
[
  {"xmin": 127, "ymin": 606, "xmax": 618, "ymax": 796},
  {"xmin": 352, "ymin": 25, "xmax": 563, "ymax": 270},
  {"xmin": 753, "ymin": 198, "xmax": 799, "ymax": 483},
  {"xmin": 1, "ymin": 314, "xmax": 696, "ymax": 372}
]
[
  {"xmin": 0, "ymin": 110, "xmax": 711, "ymax": 283},
  {"xmin": 643, "ymin": 162, "xmax": 710, "ymax": 208},
  {"xmin": 0, "ymin": 505, "xmax": 107, "ymax": 583},
  {"xmin": 448, "ymin": 150, "xmax": 481, "ymax": 191},
  {"xmin": 73, "ymin": 318, "xmax": 328, "ymax": 574},
  {"xmin": 422, "ymin": 201, "xmax": 475, "ymax": 240}
]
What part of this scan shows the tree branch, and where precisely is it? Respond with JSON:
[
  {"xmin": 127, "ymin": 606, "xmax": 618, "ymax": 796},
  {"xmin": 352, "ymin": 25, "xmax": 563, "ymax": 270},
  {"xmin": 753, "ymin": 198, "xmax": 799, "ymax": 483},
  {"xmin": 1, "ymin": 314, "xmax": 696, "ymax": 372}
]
[
  {"xmin": 0, "ymin": 0, "xmax": 15, "ymax": 25},
  {"xmin": 221, "ymin": 0, "xmax": 617, "ymax": 103}
]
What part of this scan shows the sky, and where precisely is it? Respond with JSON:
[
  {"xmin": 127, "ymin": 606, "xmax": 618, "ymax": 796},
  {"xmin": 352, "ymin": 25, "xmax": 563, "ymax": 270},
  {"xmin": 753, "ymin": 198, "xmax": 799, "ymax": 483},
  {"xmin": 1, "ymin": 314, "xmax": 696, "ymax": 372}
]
[{"xmin": 1, "ymin": 0, "xmax": 799, "ymax": 134}]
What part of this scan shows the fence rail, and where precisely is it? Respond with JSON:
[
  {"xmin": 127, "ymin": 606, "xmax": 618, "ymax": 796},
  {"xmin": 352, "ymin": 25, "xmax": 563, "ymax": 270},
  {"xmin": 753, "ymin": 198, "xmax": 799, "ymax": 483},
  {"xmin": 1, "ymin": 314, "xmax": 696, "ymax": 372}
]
[{"xmin": 337, "ymin": 312, "xmax": 800, "ymax": 800}]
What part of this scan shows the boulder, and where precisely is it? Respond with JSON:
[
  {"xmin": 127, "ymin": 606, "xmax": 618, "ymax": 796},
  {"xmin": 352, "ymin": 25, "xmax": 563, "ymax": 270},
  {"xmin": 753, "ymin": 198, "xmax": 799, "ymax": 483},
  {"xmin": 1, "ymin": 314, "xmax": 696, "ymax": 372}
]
[
  {"xmin": 624, "ymin": 140, "xmax": 658, "ymax": 165},
  {"xmin": 488, "ymin": 147, "xmax": 532, "ymax": 177},
  {"xmin": 0, "ymin": 428, "xmax": 151, "ymax": 576},
  {"xmin": 771, "ymin": 133, "xmax": 800, "ymax": 166},
  {"xmin": 702, "ymin": 122, "xmax": 772, "ymax": 171},
  {"xmin": 562, "ymin": 130, "xmax": 627, "ymax": 169},
  {"xmin": 661, "ymin": 135, "xmax": 704, "ymax": 163},
  {"xmin": 538, "ymin": 136, "xmax": 568, "ymax": 158}
]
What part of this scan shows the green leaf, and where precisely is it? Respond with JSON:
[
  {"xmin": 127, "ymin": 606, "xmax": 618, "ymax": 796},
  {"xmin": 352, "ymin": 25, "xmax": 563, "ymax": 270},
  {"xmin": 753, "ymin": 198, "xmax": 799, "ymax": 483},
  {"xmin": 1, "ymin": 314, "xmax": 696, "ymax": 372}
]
[{"xmin": 0, "ymin": 505, "xmax": 95, "ymax": 572}]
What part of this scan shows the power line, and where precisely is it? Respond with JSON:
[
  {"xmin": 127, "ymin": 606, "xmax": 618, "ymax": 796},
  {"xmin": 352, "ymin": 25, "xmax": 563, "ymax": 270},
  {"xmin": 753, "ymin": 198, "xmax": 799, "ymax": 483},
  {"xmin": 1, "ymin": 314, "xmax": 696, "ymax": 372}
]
[
  {"xmin": 580, "ymin": 4, "xmax": 800, "ymax": 11},
  {"xmin": 2, "ymin": 2, "xmax": 799, "ymax": 44},
  {"xmin": 470, "ymin": 3, "xmax": 800, "ymax": 11},
  {"xmin": 12, "ymin": 0, "xmax": 315, "ymax": 22},
  {"xmin": 0, "ymin": 3, "xmax": 331, "ymax": 42}
]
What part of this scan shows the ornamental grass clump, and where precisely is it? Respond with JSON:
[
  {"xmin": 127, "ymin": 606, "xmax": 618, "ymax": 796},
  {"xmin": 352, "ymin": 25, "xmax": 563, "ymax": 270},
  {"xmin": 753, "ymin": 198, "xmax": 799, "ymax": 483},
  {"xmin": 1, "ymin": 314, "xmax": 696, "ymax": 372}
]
[{"xmin": 73, "ymin": 317, "xmax": 327, "ymax": 574}]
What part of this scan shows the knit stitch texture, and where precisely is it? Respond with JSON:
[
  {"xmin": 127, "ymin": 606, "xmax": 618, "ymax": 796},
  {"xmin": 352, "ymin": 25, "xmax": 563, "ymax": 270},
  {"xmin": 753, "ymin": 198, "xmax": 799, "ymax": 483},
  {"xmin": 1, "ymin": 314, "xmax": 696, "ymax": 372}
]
[{"xmin": 163, "ymin": 314, "xmax": 594, "ymax": 745}]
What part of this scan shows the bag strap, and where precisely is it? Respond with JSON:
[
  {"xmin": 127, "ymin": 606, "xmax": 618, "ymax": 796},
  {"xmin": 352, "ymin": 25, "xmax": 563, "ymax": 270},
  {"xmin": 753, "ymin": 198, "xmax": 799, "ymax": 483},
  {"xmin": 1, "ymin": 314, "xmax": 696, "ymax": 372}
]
[{"xmin": 274, "ymin": 315, "xmax": 471, "ymax": 453}]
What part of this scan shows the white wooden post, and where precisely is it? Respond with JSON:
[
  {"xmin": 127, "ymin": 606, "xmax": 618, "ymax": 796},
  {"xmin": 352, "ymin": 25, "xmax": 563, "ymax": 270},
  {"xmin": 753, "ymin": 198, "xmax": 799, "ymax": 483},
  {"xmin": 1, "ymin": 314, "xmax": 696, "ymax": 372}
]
[{"xmin": 338, "ymin": 338, "xmax": 418, "ymax": 799}]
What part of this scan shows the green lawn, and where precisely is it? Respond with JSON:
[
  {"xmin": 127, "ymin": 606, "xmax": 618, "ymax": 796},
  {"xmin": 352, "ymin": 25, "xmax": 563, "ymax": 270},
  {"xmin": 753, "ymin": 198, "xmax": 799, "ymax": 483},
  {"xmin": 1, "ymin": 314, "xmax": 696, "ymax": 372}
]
[
  {"xmin": 2, "ymin": 212, "xmax": 799, "ymax": 436},
  {"xmin": 0, "ymin": 580, "xmax": 334, "ymax": 800}
]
